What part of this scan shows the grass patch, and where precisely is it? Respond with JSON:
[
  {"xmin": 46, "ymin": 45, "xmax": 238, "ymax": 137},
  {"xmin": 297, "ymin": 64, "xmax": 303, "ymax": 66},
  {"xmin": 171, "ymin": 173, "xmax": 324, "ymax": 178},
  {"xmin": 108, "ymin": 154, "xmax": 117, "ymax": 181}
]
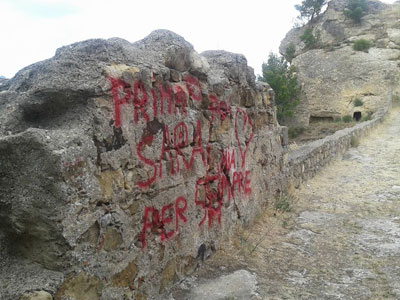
[
  {"xmin": 274, "ymin": 195, "xmax": 292, "ymax": 213},
  {"xmin": 343, "ymin": 115, "xmax": 353, "ymax": 123},
  {"xmin": 353, "ymin": 39, "xmax": 372, "ymax": 52},
  {"xmin": 353, "ymin": 98, "xmax": 363, "ymax": 107}
]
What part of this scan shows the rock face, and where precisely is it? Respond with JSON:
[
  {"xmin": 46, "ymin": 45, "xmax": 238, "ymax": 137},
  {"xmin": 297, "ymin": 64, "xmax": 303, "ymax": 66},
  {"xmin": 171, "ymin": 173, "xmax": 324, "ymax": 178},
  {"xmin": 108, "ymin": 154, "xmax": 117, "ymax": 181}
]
[
  {"xmin": 280, "ymin": 0, "xmax": 400, "ymax": 126},
  {"xmin": 0, "ymin": 30, "xmax": 288, "ymax": 299}
]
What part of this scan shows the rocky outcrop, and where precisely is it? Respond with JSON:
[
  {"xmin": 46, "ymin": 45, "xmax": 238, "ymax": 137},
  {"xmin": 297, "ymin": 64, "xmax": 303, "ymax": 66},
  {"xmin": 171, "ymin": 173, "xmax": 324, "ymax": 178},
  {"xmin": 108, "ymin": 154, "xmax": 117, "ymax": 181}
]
[
  {"xmin": 0, "ymin": 30, "xmax": 288, "ymax": 299},
  {"xmin": 280, "ymin": 0, "xmax": 400, "ymax": 126}
]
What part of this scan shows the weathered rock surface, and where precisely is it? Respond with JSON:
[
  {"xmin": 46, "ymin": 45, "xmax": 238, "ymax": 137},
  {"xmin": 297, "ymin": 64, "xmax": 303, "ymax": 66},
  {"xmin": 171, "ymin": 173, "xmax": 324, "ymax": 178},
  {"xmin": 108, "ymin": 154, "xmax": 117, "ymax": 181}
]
[
  {"xmin": 0, "ymin": 30, "xmax": 288, "ymax": 299},
  {"xmin": 280, "ymin": 0, "xmax": 400, "ymax": 126},
  {"xmin": 20, "ymin": 291, "xmax": 53, "ymax": 300},
  {"xmin": 187, "ymin": 269, "xmax": 258, "ymax": 300}
]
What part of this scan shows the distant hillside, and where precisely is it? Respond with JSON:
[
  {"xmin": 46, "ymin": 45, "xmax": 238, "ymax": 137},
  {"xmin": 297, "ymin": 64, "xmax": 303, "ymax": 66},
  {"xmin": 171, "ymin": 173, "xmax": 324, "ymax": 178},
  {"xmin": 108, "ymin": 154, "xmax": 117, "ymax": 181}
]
[{"xmin": 280, "ymin": 0, "xmax": 400, "ymax": 127}]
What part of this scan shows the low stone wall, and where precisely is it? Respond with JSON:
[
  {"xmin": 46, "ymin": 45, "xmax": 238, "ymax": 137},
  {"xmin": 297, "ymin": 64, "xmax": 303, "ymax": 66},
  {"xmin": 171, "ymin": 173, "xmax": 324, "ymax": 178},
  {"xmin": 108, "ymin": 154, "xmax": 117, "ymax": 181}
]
[
  {"xmin": 288, "ymin": 91, "xmax": 393, "ymax": 188},
  {"xmin": 0, "ymin": 31, "xmax": 288, "ymax": 300}
]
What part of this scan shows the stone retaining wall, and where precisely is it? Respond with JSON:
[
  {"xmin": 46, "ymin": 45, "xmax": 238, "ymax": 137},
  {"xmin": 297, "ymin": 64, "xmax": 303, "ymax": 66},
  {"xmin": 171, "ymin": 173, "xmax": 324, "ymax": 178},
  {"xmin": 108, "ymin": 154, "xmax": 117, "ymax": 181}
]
[{"xmin": 288, "ymin": 91, "xmax": 393, "ymax": 188}]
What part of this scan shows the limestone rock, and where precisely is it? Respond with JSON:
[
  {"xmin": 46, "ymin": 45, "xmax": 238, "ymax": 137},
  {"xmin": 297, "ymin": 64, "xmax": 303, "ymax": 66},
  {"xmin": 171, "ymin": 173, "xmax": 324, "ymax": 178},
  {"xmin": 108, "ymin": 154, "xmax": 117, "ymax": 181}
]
[
  {"xmin": 55, "ymin": 273, "xmax": 103, "ymax": 300},
  {"xmin": 292, "ymin": 46, "xmax": 399, "ymax": 125},
  {"xmin": 280, "ymin": 0, "xmax": 400, "ymax": 126},
  {"xmin": 0, "ymin": 29, "xmax": 288, "ymax": 299},
  {"xmin": 187, "ymin": 270, "xmax": 257, "ymax": 300},
  {"xmin": 20, "ymin": 291, "xmax": 53, "ymax": 300}
]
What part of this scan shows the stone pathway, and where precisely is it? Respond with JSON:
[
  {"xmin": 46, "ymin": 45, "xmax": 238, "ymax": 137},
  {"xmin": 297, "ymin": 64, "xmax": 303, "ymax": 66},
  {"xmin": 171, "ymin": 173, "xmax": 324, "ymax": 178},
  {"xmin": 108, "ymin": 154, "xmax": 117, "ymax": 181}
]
[{"xmin": 169, "ymin": 107, "xmax": 400, "ymax": 300}]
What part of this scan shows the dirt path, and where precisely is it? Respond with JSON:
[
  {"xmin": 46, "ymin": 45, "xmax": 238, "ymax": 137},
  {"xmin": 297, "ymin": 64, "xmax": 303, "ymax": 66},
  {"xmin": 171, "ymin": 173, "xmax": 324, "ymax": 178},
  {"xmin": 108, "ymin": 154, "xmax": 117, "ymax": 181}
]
[{"xmin": 169, "ymin": 107, "xmax": 400, "ymax": 300}]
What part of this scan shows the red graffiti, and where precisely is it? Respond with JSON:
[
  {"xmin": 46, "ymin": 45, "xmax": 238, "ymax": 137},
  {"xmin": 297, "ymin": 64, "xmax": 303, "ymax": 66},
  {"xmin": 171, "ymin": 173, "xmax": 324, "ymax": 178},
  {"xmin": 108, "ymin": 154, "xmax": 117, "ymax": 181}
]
[
  {"xmin": 232, "ymin": 170, "xmax": 252, "ymax": 196},
  {"xmin": 109, "ymin": 76, "xmax": 205, "ymax": 127},
  {"xmin": 174, "ymin": 122, "xmax": 189, "ymax": 149},
  {"xmin": 173, "ymin": 85, "xmax": 188, "ymax": 115},
  {"xmin": 194, "ymin": 167, "xmax": 251, "ymax": 228},
  {"xmin": 141, "ymin": 196, "xmax": 188, "ymax": 248},
  {"xmin": 195, "ymin": 171, "xmax": 222, "ymax": 227},
  {"xmin": 235, "ymin": 108, "xmax": 254, "ymax": 168},
  {"xmin": 137, "ymin": 135, "xmax": 157, "ymax": 188},
  {"xmin": 184, "ymin": 74, "xmax": 202, "ymax": 102},
  {"xmin": 155, "ymin": 82, "xmax": 173, "ymax": 116},
  {"xmin": 208, "ymin": 94, "xmax": 232, "ymax": 122},
  {"xmin": 221, "ymin": 148, "xmax": 236, "ymax": 173},
  {"xmin": 109, "ymin": 74, "xmax": 256, "ymax": 246},
  {"xmin": 109, "ymin": 77, "xmax": 132, "ymax": 128},
  {"xmin": 138, "ymin": 120, "xmax": 207, "ymax": 188},
  {"xmin": 133, "ymin": 80, "xmax": 150, "ymax": 124}
]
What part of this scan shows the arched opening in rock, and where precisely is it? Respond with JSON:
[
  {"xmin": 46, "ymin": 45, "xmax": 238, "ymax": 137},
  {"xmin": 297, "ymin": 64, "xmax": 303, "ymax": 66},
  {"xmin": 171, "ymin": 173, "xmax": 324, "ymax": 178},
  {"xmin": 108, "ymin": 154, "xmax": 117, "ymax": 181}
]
[{"xmin": 353, "ymin": 111, "xmax": 362, "ymax": 121}]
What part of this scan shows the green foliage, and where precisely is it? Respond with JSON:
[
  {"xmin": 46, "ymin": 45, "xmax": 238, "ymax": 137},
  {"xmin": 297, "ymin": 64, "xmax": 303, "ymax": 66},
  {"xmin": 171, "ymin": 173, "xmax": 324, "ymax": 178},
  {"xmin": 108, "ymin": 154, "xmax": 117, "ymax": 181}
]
[
  {"xmin": 334, "ymin": 117, "xmax": 342, "ymax": 122},
  {"xmin": 288, "ymin": 127, "xmax": 305, "ymax": 139},
  {"xmin": 260, "ymin": 53, "xmax": 301, "ymax": 123},
  {"xmin": 344, "ymin": 0, "xmax": 368, "ymax": 23},
  {"xmin": 300, "ymin": 28, "xmax": 321, "ymax": 49},
  {"xmin": 353, "ymin": 98, "xmax": 363, "ymax": 106},
  {"xmin": 285, "ymin": 43, "xmax": 296, "ymax": 63},
  {"xmin": 274, "ymin": 195, "xmax": 292, "ymax": 213},
  {"xmin": 343, "ymin": 115, "xmax": 353, "ymax": 123},
  {"xmin": 393, "ymin": 93, "xmax": 400, "ymax": 102},
  {"xmin": 353, "ymin": 39, "xmax": 372, "ymax": 52},
  {"xmin": 295, "ymin": 0, "xmax": 328, "ymax": 22}
]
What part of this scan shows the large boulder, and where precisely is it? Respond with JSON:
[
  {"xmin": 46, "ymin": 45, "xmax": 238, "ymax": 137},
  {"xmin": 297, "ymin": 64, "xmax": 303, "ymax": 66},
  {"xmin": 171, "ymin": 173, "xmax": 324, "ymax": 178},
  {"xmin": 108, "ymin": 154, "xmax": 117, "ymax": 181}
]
[{"xmin": 0, "ymin": 30, "xmax": 288, "ymax": 299}]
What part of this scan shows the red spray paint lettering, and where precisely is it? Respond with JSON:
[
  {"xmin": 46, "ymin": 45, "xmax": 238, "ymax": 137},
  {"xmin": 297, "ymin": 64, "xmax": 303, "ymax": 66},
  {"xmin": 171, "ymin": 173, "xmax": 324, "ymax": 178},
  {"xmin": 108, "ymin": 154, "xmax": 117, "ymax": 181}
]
[
  {"xmin": 138, "ymin": 120, "xmax": 207, "ymax": 188},
  {"xmin": 235, "ymin": 108, "xmax": 254, "ymax": 168},
  {"xmin": 208, "ymin": 94, "xmax": 232, "ymax": 122},
  {"xmin": 109, "ymin": 75, "xmax": 204, "ymax": 127},
  {"xmin": 109, "ymin": 77, "xmax": 132, "ymax": 128},
  {"xmin": 133, "ymin": 80, "xmax": 150, "ymax": 124},
  {"xmin": 184, "ymin": 74, "xmax": 202, "ymax": 102},
  {"xmin": 109, "ymin": 74, "xmax": 256, "ymax": 244},
  {"xmin": 141, "ymin": 196, "xmax": 188, "ymax": 248}
]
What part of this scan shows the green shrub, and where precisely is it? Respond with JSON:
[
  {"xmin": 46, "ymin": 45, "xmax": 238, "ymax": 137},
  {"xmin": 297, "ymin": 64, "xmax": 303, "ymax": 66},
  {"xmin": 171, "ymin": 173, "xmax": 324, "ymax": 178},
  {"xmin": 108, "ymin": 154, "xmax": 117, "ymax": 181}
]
[
  {"xmin": 285, "ymin": 43, "xmax": 296, "ymax": 63},
  {"xmin": 393, "ymin": 93, "xmax": 400, "ymax": 102},
  {"xmin": 353, "ymin": 39, "xmax": 372, "ymax": 52},
  {"xmin": 260, "ymin": 53, "xmax": 301, "ymax": 123},
  {"xmin": 344, "ymin": 0, "xmax": 368, "ymax": 23},
  {"xmin": 353, "ymin": 98, "xmax": 363, "ymax": 106},
  {"xmin": 300, "ymin": 28, "xmax": 320, "ymax": 49},
  {"xmin": 343, "ymin": 115, "xmax": 353, "ymax": 123},
  {"xmin": 288, "ymin": 127, "xmax": 305, "ymax": 138}
]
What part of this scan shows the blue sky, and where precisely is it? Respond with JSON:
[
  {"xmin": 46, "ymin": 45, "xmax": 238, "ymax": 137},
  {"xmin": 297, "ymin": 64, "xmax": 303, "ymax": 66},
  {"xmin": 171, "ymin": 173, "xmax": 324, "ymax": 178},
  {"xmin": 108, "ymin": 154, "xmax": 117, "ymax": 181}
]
[{"xmin": 0, "ymin": 0, "xmax": 397, "ymax": 78}]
